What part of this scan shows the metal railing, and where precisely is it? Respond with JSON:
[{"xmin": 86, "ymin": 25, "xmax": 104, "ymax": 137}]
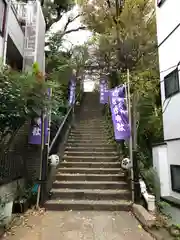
[
  {"xmin": 49, "ymin": 105, "xmax": 74, "ymax": 154},
  {"xmin": 49, "ymin": 93, "xmax": 82, "ymax": 155}
]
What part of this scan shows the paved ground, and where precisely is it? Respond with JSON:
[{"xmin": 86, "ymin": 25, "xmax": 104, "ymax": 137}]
[{"xmin": 3, "ymin": 211, "xmax": 154, "ymax": 240}]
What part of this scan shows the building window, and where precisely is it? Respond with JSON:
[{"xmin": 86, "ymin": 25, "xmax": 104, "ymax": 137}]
[
  {"xmin": 0, "ymin": 0, "xmax": 6, "ymax": 35},
  {"xmin": 170, "ymin": 165, "xmax": 180, "ymax": 193},
  {"xmin": 164, "ymin": 69, "xmax": 179, "ymax": 98}
]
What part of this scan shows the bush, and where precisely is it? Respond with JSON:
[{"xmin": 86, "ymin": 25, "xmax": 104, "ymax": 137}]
[{"xmin": 0, "ymin": 65, "xmax": 52, "ymax": 150}]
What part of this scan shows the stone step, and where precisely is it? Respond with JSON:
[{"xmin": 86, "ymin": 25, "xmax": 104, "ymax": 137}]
[
  {"xmin": 55, "ymin": 173, "xmax": 125, "ymax": 181},
  {"xmin": 64, "ymin": 151, "xmax": 117, "ymax": 156},
  {"xmin": 78, "ymin": 120, "xmax": 104, "ymax": 123},
  {"xmin": 68, "ymin": 136, "xmax": 108, "ymax": 140},
  {"xmin": 53, "ymin": 180, "xmax": 128, "ymax": 189},
  {"xmin": 65, "ymin": 146, "xmax": 116, "ymax": 152},
  {"xmin": 75, "ymin": 124, "xmax": 106, "ymax": 128},
  {"xmin": 50, "ymin": 189, "xmax": 131, "ymax": 200},
  {"xmin": 67, "ymin": 139, "xmax": 110, "ymax": 144},
  {"xmin": 69, "ymin": 135, "xmax": 107, "ymax": 139},
  {"xmin": 60, "ymin": 162, "xmax": 120, "ymax": 169},
  {"xmin": 45, "ymin": 199, "xmax": 132, "ymax": 211},
  {"xmin": 63, "ymin": 155, "xmax": 119, "ymax": 162},
  {"xmin": 58, "ymin": 167, "xmax": 121, "ymax": 174},
  {"xmin": 70, "ymin": 130, "xmax": 106, "ymax": 134},
  {"xmin": 70, "ymin": 131, "xmax": 106, "ymax": 135},
  {"xmin": 72, "ymin": 127, "xmax": 105, "ymax": 131},
  {"xmin": 66, "ymin": 143, "xmax": 114, "ymax": 148}
]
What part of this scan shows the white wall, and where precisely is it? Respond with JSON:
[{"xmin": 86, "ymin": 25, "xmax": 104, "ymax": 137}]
[
  {"xmin": 8, "ymin": 8, "xmax": 24, "ymax": 56},
  {"xmin": 156, "ymin": 0, "xmax": 180, "ymax": 140},
  {"xmin": 0, "ymin": 36, "xmax": 3, "ymax": 58},
  {"xmin": 156, "ymin": 0, "xmax": 180, "ymax": 45},
  {"xmin": 153, "ymin": 144, "xmax": 171, "ymax": 197},
  {"xmin": 153, "ymin": 140, "xmax": 180, "ymax": 200},
  {"xmin": 35, "ymin": 2, "xmax": 45, "ymax": 73}
]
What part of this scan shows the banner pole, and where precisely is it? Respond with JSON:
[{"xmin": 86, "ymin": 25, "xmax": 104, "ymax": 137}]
[
  {"xmin": 40, "ymin": 88, "xmax": 52, "ymax": 205},
  {"xmin": 127, "ymin": 69, "xmax": 134, "ymax": 203},
  {"xmin": 36, "ymin": 111, "xmax": 45, "ymax": 209}
]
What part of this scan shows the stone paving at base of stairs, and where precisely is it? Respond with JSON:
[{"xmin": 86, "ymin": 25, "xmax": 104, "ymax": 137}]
[{"xmin": 3, "ymin": 211, "xmax": 154, "ymax": 240}]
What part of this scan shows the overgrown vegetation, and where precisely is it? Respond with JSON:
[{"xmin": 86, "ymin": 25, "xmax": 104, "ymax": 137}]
[{"xmin": 0, "ymin": 63, "xmax": 53, "ymax": 151}]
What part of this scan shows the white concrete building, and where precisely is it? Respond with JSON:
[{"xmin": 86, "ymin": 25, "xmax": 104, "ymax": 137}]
[
  {"xmin": 153, "ymin": 0, "xmax": 180, "ymax": 210},
  {"xmin": 0, "ymin": 0, "xmax": 45, "ymax": 72}
]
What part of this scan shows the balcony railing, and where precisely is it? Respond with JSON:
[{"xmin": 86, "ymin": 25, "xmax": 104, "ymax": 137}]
[
  {"xmin": 12, "ymin": 1, "xmax": 36, "ymax": 24},
  {"xmin": 12, "ymin": 1, "xmax": 26, "ymax": 22}
]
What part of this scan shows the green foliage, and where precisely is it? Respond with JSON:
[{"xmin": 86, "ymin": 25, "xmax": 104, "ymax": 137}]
[
  {"xmin": 0, "ymin": 65, "xmax": 52, "ymax": 150},
  {"xmin": 42, "ymin": 0, "xmax": 75, "ymax": 31}
]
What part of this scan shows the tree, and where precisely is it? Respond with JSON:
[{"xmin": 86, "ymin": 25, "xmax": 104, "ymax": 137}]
[
  {"xmin": 42, "ymin": 0, "xmax": 75, "ymax": 31},
  {"xmin": 42, "ymin": 0, "xmax": 86, "ymax": 34},
  {"xmin": 46, "ymin": 32, "xmax": 89, "ymax": 109},
  {"xmin": 80, "ymin": 0, "xmax": 163, "ymax": 167}
]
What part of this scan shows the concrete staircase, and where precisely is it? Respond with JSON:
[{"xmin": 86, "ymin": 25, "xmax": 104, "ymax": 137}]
[{"xmin": 46, "ymin": 93, "xmax": 132, "ymax": 211}]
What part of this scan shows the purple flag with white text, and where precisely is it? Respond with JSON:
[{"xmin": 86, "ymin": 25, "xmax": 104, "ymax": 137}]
[
  {"xmin": 100, "ymin": 79, "xmax": 109, "ymax": 104},
  {"xmin": 28, "ymin": 88, "xmax": 50, "ymax": 145},
  {"xmin": 69, "ymin": 78, "xmax": 76, "ymax": 105},
  {"xmin": 109, "ymin": 86, "xmax": 130, "ymax": 140},
  {"xmin": 28, "ymin": 117, "xmax": 48, "ymax": 145}
]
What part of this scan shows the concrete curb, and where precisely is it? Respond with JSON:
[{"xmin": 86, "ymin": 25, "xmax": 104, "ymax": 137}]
[{"xmin": 132, "ymin": 204, "xmax": 164, "ymax": 240}]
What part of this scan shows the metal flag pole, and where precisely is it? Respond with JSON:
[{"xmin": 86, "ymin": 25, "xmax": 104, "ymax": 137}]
[
  {"xmin": 36, "ymin": 112, "xmax": 45, "ymax": 209},
  {"xmin": 47, "ymin": 88, "xmax": 52, "ymax": 154},
  {"xmin": 126, "ymin": 69, "xmax": 134, "ymax": 203},
  {"xmin": 40, "ymin": 87, "xmax": 52, "ymax": 205}
]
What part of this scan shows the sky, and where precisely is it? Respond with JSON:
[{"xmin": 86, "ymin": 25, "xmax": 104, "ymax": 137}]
[
  {"xmin": 51, "ymin": 5, "xmax": 92, "ymax": 49},
  {"xmin": 51, "ymin": 5, "xmax": 96, "ymax": 91}
]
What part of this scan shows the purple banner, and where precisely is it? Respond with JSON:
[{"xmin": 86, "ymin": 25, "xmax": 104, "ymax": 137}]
[
  {"xmin": 100, "ymin": 79, "xmax": 109, "ymax": 104},
  {"xmin": 109, "ymin": 86, "xmax": 130, "ymax": 140},
  {"xmin": 29, "ymin": 117, "xmax": 48, "ymax": 145},
  {"xmin": 28, "ymin": 88, "xmax": 50, "ymax": 145},
  {"xmin": 69, "ymin": 78, "xmax": 76, "ymax": 105}
]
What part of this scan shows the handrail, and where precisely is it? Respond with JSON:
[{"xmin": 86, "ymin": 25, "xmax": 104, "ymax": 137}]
[
  {"xmin": 49, "ymin": 92, "xmax": 82, "ymax": 153},
  {"xmin": 49, "ymin": 105, "xmax": 73, "ymax": 153}
]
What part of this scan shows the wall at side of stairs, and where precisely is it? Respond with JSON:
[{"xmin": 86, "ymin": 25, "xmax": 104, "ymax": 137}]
[
  {"xmin": 9, "ymin": 121, "xmax": 41, "ymax": 181},
  {"xmin": 0, "ymin": 178, "xmax": 24, "ymax": 202},
  {"xmin": 0, "ymin": 122, "xmax": 42, "ymax": 203}
]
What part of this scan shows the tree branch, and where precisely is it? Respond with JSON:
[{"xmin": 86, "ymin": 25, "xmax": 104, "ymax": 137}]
[
  {"xmin": 63, "ymin": 26, "xmax": 86, "ymax": 36},
  {"xmin": 106, "ymin": 0, "xmax": 111, "ymax": 8},
  {"xmin": 63, "ymin": 14, "xmax": 82, "ymax": 32}
]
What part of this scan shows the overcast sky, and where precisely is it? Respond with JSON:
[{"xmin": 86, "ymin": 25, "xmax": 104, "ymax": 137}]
[{"xmin": 51, "ymin": 5, "xmax": 92, "ymax": 49}]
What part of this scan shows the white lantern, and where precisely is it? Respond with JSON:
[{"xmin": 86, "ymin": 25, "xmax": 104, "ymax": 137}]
[
  {"xmin": 121, "ymin": 158, "xmax": 132, "ymax": 170},
  {"xmin": 48, "ymin": 154, "xmax": 59, "ymax": 167}
]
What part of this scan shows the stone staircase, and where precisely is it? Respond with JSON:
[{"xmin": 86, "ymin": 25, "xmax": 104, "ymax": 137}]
[{"xmin": 46, "ymin": 92, "xmax": 132, "ymax": 211}]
